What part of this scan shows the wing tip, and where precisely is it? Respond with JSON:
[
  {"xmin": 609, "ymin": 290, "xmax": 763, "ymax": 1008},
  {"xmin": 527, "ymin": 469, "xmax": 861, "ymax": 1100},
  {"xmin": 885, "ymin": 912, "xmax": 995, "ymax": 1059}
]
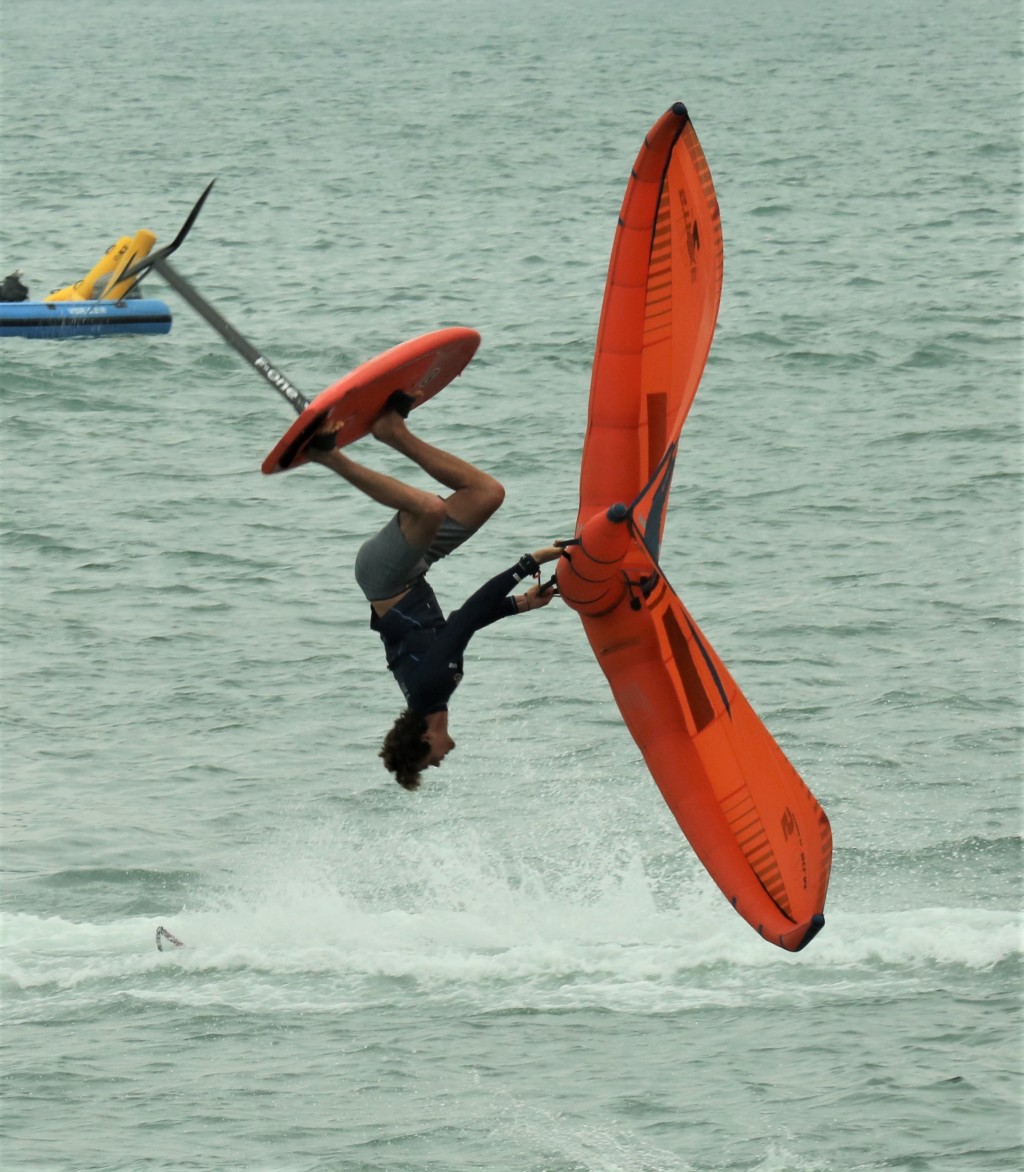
[{"xmin": 791, "ymin": 913, "xmax": 826, "ymax": 952}]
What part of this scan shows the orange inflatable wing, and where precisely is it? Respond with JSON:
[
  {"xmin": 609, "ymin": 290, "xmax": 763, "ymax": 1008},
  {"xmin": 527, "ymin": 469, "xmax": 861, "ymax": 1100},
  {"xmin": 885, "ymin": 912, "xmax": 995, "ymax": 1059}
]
[
  {"xmin": 633, "ymin": 582, "xmax": 832, "ymax": 951},
  {"xmin": 560, "ymin": 105, "xmax": 832, "ymax": 951},
  {"xmin": 577, "ymin": 101, "xmax": 723, "ymax": 555},
  {"xmin": 558, "ymin": 504, "xmax": 831, "ymax": 952}
]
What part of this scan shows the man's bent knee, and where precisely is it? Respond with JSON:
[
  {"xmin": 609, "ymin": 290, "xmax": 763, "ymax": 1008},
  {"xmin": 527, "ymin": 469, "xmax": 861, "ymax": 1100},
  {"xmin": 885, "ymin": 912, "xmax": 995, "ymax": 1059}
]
[
  {"xmin": 445, "ymin": 476, "xmax": 504, "ymax": 531},
  {"xmin": 478, "ymin": 477, "xmax": 505, "ymax": 517}
]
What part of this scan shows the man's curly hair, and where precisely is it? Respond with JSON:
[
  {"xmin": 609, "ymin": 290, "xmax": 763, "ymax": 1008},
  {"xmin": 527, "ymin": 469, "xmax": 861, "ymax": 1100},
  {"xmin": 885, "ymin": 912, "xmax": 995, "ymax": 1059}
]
[{"xmin": 379, "ymin": 708, "xmax": 430, "ymax": 790}]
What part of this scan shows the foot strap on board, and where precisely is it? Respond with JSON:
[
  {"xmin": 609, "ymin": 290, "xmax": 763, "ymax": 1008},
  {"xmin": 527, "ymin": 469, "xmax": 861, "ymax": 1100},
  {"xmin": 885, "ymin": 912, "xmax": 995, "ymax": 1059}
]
[
  {"xmin": 385, "ymin": 390, "xmax": 416, "ymax": 418},
  {"xmin": 307, "ymin": 427, "xmax": 336, "ymax": 452}
]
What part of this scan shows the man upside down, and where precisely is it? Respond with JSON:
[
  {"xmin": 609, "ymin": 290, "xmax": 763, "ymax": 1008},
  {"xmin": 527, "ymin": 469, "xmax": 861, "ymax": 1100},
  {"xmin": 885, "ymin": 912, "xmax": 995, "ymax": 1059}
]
[{"xmin": 309, "ymin": 398, "xmax": 562, "ymax": 790}]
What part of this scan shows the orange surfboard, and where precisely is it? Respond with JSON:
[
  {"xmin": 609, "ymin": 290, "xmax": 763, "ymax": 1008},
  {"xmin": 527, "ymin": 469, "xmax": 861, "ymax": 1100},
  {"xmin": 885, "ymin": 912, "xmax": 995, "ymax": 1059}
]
[
  {"xmin": 262, "ymin": 327, "xmax": 480, "ymax": 474},
  {"xmin": 557, "ymin": 104, "xmax": 832, "ymax": 951}
]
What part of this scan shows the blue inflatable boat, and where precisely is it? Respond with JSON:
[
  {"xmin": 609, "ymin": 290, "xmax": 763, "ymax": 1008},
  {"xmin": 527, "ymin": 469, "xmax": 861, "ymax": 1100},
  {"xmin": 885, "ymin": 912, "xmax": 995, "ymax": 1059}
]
[{"xmin": 0, "ymin": 298, "xmax": 172, "ymax": 339}]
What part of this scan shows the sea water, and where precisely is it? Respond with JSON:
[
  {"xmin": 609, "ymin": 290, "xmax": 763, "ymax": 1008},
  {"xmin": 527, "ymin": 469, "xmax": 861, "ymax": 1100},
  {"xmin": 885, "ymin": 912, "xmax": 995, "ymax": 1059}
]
[{"xmin": 1, "ymin": 1, "xmax": 1020, "ymax": 1169}]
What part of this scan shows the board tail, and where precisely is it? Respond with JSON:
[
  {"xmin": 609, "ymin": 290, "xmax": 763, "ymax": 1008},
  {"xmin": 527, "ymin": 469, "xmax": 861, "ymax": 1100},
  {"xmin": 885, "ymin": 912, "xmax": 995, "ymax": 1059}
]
[
  {"xmin": 99, "ymin": 229, "xmax": 157, "ymax": 300},
  {"xmin": 44, "ymin": 236, "xmax": 135, "ymax": 302}
]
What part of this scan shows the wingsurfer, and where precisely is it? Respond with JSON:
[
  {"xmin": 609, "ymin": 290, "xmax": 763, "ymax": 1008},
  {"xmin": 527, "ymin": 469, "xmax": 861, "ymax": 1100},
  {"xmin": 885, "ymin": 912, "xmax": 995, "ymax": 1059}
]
[{"xmin": 310, "ymin": 397, "xmax": 562, "ymax": 791}]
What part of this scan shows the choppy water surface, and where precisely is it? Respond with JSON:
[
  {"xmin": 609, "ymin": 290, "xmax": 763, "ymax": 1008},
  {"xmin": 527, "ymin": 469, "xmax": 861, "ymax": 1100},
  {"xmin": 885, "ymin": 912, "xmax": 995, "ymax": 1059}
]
[{"xmin": 2, "ymin": 1, "xmax": 1020, "ymax": 1169}]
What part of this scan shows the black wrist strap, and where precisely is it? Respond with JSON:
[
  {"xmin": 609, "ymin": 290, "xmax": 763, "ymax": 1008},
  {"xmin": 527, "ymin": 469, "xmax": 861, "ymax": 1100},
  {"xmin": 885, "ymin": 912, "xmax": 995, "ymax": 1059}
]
[{"xmin": 514, "ymin": 553, "xmax": 540, "ymax": 580}]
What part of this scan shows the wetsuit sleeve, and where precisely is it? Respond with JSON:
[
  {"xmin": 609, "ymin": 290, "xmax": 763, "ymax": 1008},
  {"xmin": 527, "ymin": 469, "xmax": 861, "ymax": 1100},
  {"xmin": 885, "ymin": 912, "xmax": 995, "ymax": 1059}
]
[
  {"xmin": 401, "ymin": 557, "xmax": 541, "ymax": 714},
  {"xmin": 444, "ymin": 556, "xmax": 539, "ymax": 639}
]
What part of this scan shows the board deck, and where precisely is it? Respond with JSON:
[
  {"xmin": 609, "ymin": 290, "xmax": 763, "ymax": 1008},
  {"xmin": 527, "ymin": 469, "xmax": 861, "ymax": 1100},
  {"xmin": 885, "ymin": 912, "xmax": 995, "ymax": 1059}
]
[{"xmin": 261, "ymin": 327, "xmax": 480, "ymax": 474}]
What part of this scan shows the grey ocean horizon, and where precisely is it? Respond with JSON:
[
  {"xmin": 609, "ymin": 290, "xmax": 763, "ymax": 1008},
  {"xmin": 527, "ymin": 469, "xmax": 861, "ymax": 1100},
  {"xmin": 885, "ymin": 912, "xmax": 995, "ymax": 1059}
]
[{"xmin": 2, "ymin": 1, "xmax": 1020, "ymax": 1170}]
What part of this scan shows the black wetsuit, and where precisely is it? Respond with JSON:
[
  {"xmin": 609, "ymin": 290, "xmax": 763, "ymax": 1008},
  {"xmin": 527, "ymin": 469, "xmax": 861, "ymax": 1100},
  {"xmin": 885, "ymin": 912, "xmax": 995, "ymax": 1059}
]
[{"xmin": 370, "ymin": 554, "xmax": 540, "ymax": 713}]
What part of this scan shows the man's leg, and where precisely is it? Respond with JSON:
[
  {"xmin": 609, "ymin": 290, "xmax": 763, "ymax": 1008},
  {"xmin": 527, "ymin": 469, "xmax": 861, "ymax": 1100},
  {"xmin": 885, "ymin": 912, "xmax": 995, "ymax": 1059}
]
[
  {"xmin": 369, "ymin": 412, "xmax": 505, "ymax": 531},
  {"xmin": 309, "ymin": 445, "xmax": 447, "ymax": 550},
  {"xmin": 311, "ymin": 411, "xmax": 504, "ymax": 545}
]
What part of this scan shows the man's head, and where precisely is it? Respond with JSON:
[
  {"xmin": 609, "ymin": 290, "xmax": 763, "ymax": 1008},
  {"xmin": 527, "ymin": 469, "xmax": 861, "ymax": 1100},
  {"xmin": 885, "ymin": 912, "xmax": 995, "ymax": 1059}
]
[{"xmin": 379, "ymin": 709, "xmax": 456, "ymax": 790}]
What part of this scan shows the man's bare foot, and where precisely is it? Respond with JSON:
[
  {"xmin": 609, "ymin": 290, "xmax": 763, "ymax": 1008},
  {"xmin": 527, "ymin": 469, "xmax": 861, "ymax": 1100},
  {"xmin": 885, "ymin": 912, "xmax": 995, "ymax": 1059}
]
[{"xmin": 370, "ymin": 408, "xmax": 411, "ymax": 447}]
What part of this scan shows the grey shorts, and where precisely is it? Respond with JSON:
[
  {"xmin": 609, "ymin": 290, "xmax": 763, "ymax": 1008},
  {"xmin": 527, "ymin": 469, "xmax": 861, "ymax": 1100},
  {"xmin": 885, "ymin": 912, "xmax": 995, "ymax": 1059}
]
[{"xmin": 354, "ymin": 510, "xmax": 477, "ymax": 601}]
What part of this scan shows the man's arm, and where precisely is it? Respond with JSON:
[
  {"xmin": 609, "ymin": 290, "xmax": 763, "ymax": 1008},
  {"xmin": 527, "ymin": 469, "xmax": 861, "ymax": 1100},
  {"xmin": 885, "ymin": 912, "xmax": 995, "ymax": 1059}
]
[
  {"xmin": 446, "ymin": 547, "xmax": 562, "ymax": 635},
  {"xmin": 511, "ymin": 546, "xmax": 561, "ymax": 613}
]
